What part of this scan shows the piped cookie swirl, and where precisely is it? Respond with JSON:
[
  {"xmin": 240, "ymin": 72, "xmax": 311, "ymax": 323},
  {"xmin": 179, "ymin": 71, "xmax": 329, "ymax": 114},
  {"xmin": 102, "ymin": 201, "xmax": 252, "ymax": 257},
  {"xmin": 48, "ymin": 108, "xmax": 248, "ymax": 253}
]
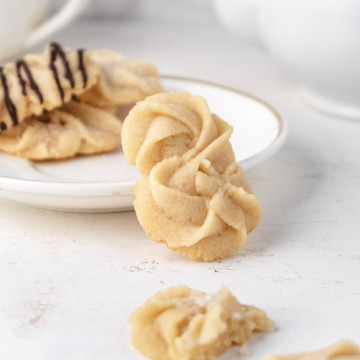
[{"xmin": 122, "ymin": 92, "xmax": 262, "ymax": 261}]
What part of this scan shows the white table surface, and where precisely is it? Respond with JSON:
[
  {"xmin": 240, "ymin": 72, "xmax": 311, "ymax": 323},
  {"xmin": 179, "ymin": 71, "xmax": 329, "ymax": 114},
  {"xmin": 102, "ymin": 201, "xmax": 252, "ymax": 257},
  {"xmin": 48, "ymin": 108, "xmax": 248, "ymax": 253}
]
[{"xmin": 1, "ymin": 9, "xmax": 360, "ymax": 360}]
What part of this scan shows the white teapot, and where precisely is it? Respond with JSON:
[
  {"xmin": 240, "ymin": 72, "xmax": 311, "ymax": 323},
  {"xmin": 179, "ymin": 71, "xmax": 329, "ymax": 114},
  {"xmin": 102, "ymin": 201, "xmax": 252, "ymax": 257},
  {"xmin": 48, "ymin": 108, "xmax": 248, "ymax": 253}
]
[{"xmin": 214, "ymin": 0, "xmax": 360, "ymax": 119}]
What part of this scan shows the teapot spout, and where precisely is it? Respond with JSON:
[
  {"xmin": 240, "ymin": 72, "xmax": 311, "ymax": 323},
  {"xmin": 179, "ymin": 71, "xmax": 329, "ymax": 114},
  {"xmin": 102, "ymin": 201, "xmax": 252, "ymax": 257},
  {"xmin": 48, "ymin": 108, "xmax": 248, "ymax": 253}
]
[{"xmin": 213, "ymin": 0, "xmax": 263, "ymax": 46}]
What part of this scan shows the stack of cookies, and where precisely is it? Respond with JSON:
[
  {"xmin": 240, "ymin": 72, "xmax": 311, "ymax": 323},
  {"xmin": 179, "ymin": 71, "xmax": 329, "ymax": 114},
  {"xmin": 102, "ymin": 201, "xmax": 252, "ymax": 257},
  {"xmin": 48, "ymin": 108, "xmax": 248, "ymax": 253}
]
[{"xmin": 0, "ymin": 43, "xmax": 162, "ymax": 160}]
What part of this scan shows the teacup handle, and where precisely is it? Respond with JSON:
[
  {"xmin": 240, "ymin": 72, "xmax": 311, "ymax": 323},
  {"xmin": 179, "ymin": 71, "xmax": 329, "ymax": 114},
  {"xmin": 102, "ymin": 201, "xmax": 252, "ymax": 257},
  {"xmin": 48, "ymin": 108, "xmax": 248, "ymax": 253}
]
[{"xmin": 26, "ymin": 0, "xmax": 89, "ymax": 48}]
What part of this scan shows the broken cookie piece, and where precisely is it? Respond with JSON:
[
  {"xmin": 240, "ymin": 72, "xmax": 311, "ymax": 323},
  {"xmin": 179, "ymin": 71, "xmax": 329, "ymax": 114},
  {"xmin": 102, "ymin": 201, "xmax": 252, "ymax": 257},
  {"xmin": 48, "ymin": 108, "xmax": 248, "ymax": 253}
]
[
  {"xmin": 130, "ymin": 285, "xmax": 274, "ymax": 360},
  {"xmin": 264, "ymin": 340, "xmax": 360, "ymax": 360}
]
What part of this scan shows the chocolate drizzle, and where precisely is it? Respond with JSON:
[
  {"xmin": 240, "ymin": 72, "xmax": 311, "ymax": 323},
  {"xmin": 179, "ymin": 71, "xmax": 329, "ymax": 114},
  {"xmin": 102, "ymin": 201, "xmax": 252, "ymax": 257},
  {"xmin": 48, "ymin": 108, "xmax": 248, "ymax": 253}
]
[
  {"xmin": 16, "ymin": 59, "xmax": 44, "ymax": 104},
  {"xmin": 0, "ymin": 43, "xmax": 88, "ymax": 132},
  {"xmin": 49, "ymin": 42, "xmax": 75, "ymax": 102},
  {"xmin": 78, "ymin": 49, "xmax": 87, "ymax": 89},
  {"xmin": 0, "ymin": 67, "xmax": 18, "ymax": 126}
]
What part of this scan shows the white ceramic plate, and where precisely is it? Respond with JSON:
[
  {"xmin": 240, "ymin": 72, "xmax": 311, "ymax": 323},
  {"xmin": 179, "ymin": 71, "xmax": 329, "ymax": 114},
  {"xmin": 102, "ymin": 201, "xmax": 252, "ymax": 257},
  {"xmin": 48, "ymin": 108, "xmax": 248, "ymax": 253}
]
[{"xmin": 0, "ymin": 76, "xmax": 286, "ymax": 212}]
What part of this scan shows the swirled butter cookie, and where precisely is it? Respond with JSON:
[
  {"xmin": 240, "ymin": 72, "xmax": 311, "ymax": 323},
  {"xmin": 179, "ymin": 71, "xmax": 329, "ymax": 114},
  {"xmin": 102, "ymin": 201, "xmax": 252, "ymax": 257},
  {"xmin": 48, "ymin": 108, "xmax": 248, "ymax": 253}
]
[
  {"xmin": 0, "ymin": 102, "xmax": 122, "ymax": 160},
  {"xmin": 122, "ymin": 92, "xmax": 262, "ymax": 261},
  {"xmin": 130, "ymin": 285, "xmax": 273, "ymax": 360},
  {"xmin": 264, "ymin": 340, "xmax": 360, "ymax": 360}
]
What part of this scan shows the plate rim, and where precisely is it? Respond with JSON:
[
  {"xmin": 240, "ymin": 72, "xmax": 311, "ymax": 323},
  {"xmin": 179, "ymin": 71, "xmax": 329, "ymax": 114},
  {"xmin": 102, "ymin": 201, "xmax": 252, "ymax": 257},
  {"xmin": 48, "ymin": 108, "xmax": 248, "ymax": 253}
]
[
  {"xmin": 0, "ymin": 75, "xmax": 286, "ymax": 197},
  {"xmin": 162, "ymin": 75, "xmax": 287, "ymax": 170}
]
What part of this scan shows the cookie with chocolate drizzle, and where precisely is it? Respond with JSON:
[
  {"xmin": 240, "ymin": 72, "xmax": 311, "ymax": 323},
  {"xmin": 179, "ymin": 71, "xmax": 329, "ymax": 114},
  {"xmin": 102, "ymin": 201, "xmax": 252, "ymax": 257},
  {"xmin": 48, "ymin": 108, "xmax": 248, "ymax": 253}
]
[
  {"xmin": 0, "ymin": 42, "xmax": 98, "ymax": 133},
  {"xmin": 0, "ymin": 43, "xmax": 163, "ymax": 160}
]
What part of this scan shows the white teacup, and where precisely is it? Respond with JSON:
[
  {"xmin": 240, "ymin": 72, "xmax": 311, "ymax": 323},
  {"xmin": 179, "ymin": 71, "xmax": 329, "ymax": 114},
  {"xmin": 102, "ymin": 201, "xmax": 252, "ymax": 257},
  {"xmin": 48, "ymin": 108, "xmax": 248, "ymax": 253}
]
[
  {"xmin": 0, "ymin": 0, "xmax": 89, "ymax": 62},
  {"xmin": 214, "ymin": 0, "xmax": 360, "ymax": 119}
]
